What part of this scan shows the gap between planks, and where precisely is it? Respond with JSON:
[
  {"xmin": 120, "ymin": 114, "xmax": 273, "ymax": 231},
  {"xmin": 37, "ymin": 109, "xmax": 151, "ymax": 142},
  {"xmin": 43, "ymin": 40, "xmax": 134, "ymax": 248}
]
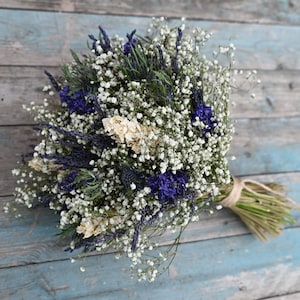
[{"xmin": 0, "ymin": 0, "xmax": 300, "ymax": 26}]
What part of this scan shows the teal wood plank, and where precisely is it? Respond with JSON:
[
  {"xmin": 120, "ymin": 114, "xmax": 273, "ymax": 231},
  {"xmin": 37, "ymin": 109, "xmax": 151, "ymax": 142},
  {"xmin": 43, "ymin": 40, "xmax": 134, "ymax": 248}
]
[
  {"xmin": 270, "ymin": 293, "xmax": 300, "ymax": 300},
  {"xmin": 0, "ymin": 9, "xmax": 300, "ymax": 70},
  {"xmin": 1, "ymin": 173, "xmax": 299, "ymax": 269},
  {"xmin": 0, "ymin": 227, "xmax": 299, "ymax": 299},
  {"xmin": 0, "ymin": 66, "xmax": 59, "ymax": 125},
  {"xmin": 0, "ymin": 0, "xmax": 300, "ymax": 26},
  {"xmin": 229, "ymin": 117, "xmax": 300, "ymax": 175}
]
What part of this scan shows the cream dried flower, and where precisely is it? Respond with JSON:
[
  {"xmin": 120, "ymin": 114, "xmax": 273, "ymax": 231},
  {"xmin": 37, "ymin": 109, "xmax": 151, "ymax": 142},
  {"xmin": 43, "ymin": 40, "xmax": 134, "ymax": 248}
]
[
  {"xmin": 28, "ymin": 157, "xmax": 61, "ymax": 172},
  {"xmin": 76, "ymin": 215, "xmax": 122, "ymax": 239},
  {"xmin": 102, "ymin": 116, "xmax": 157, "ymax": 153}
]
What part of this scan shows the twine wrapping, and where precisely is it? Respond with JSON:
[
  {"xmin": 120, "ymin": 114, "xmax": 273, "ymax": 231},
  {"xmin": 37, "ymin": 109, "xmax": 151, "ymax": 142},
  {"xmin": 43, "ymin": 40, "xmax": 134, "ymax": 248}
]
[
  {"xmin": 220, "ymin": 176, "xmax": 300, "ymax": 209},
  {"xmin": 218, "ymin": 176, "xmax": 300, "ymax": 241}
]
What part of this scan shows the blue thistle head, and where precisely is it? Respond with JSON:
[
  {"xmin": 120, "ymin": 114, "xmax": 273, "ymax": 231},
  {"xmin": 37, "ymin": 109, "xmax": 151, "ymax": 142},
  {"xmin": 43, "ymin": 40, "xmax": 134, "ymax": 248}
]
[
  {"xmin": 121, "ymin": 165, "xmax": 144, "ymax": 191},
  {"xmin": 59, "ymin": 171, "xmax": 78, "ymax": 192}
]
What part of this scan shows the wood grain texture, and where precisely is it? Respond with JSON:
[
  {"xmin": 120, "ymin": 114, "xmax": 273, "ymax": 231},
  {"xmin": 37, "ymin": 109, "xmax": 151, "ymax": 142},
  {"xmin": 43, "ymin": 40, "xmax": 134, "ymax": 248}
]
[
  {"xmin": 0, "ymin": 66, "xmax": 58, "ymax": 125},
  {"xmin": 0, "ymin": 227, "xmax": 299, "ymax": 300},
  {"xmin": 229, "ymin": 116, "xmax": 300, "ymax": 175},
  {"xmin": 0, "ymin": 10, "xmax": 300, "ymax": 70},
  {"xmin": 1, "ymin": 67, "xmax": 300, "ymax": 126},
  {"xmin": 0, "ymin": 126, "xmax": 39, "ymax": 195},
  {"xmin": 0, "ymin": 0, "xmax": 300, "ymax": 25},
  {"xmin": 1, "ymin": 3, "xmax": 300, "ymax": 299},
  {"xmin": 269, "ymin": 293, "xmax": 300, "ymax": 300}
]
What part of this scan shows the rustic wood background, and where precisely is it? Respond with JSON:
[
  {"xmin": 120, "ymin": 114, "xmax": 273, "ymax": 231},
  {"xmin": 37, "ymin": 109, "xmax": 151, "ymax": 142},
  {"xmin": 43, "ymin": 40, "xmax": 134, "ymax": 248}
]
[{"xmin": 0, "ymin": 1, "xmax": 300, "ymax": 299}]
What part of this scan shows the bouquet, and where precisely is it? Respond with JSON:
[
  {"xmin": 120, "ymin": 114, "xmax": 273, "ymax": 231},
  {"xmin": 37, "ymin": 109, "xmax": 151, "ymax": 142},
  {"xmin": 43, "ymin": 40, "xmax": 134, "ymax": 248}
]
[{"xmin": 7, "ymin": 18, "xmax": 299, "ymax": 281}]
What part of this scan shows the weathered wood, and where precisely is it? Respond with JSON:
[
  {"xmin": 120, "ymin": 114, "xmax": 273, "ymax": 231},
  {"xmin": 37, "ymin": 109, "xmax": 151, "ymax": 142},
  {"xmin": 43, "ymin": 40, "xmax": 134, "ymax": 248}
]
[
  {"xmin": 0, "ymin": 227, "xmax": 299, "ymax": 299},
  {"xmin": 0, "ymin": 0, "xmax": 300, "ymax": 26},
  {"xmin": 0, "ymin": 10, "xmax": 300, "ymax": 70},
  {"xmin": 268, "ymin": 293, "xmax": 300, "ymax": 300},
  {"xmin": 0, "ymin": 66, "xmax": 58, "ymax": 125},
  {"xmin": 1, "ymin": 2, "xmax": 299, "ymax": 299},
  {"xmin": 1, "ymin": 66, "xmax": 300, "ymax": 125},
  {"xmin": 1, "ymin": 117, "xmax": 300, "ymax": 196},
  {"xmin": 229, "ymin": 116, "xmax": 300, "ymax": 175},
  {"xmin": 0, "ymin": 196, "xmax": 245, "ymax": 268},
  {"xmin": 0, "ymin": 126, "xmax": 39, "ymax": 195}
]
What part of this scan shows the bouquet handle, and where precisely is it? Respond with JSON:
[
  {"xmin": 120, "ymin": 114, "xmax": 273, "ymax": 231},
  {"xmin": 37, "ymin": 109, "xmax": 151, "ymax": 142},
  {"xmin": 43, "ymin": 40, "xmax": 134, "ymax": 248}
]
[{"xmin": 218, "ymin": 177, "xmax": 300, "ymax": 241}]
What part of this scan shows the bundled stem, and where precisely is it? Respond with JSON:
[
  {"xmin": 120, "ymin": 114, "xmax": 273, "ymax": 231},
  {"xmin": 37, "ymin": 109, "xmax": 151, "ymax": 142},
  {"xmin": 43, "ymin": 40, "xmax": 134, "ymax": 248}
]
[{"xmin": 215, "ymin": 177, "xmax": 299, "ymax": 241}]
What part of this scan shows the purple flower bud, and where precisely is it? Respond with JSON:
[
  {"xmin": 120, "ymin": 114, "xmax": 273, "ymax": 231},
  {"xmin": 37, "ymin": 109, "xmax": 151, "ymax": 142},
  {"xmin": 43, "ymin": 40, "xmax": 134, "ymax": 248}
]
[
  {"xmin": 192, "ymin": 103, "xmax": 218, "ymax": 137},
  {"xmin": 124, "ymin": 30, "xmax": 137, "ymax": 56},
  {"xmin": 59, "ymin": 86, "xmax": 95, "ymax": 115},
  {"xmin": 147, "ymin": 170, "xmax": 189, "ymax": 205}
]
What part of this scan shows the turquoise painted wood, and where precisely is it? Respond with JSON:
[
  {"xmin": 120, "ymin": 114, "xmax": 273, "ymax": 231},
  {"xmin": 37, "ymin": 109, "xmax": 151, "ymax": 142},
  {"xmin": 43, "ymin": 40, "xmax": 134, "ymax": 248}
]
[
  {"xmin": 0, "ymin": 9, "xmax": 300, "ymax": 70},
  {"xmin": 1, "ymin": 228, "xmax": 300, "ymax": 299},
  {"xmin": 0, "ymin": 2, "xmax": 300, "ymax": 299}
]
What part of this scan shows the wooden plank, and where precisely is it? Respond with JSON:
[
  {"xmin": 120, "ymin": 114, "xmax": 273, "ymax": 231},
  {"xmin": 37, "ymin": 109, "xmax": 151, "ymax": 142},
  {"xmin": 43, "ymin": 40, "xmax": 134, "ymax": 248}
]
[
  {"xmin": 1, "ymin": 117, "xmax": 300, "ymax": 195},
  {"xmin": 267, "ymin": 293, "xmax": 300, "ymax": 300},
  {"xmin": 231, "ymin": 69, "xmax": 300, "ymax": 119},
  {"xmin": 0, "ymin": 10, "xmax": 300, "ymax": 70},
  {"xmin": 0, "ymin": 66, "xmax": 58, "ymax": 125},
  {"xmin": 0, "ymin": 126, "xmax": 39, "ymax": 195},
  {"xmin": 0, "ymin": 0, "xmax": 300, "ymax": 26},
  {"xmin": 229, "ymin": 117, "xmax": 300, "ymax": 176},
  {"xmin": 1, "ymin": 172, "xmax": 299, "ymax": 269},
  {"xmin": 0, "ymin": 227, "xmax": 299, "ymax": 299},
  {"xmin": 1, "ymin": 67, "xmax": 300, "ymax": 126}
]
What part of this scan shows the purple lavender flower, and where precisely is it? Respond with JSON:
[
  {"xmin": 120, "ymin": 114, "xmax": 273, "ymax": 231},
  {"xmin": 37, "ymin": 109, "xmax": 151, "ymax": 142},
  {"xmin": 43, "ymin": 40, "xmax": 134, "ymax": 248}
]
[
  {"xmin": 191, "ymin": 87, "xmax": 203, "ymax": 104},
  {"xmin": 88, "ymin": 26, "xmax": 112, "ymax": 55},
  {"xmin": 59, "ymin": 171, "xmax": 78, "ymax": 192},
  {"xmin": 98, "ymin": 26, "xmax": 112, "ymax": 52},
  {"xmin": 59, "ymin": 86, "xmax": 95, "ymax": 115},
  {"xmin": 124, "ymin": 30, "xmax": 137, "ymax": 56},
  {"xmin": 147, "ymin": 170, "xmax": 189, "ymax": 205},
  {"xmin": 156, "ymin": 44, "xmax": 166, "ymax": 68},
  {"xmin": 44, "ymin": 70, "xmax": 60, "ymax": 91},
  {"xmin": 171, "ymin": 28, "xmax": 183, "ymax": 74},
  {"xmin": 88, "ymin": 34, "xmax": 100, "ymax": 56},
  {"xmin": 42, "ymin": 148, "xmax": 99, "ymax": 171},
  {"xmin": 192, "ymin": 103, "xmax": 218, "ymax": 137}
]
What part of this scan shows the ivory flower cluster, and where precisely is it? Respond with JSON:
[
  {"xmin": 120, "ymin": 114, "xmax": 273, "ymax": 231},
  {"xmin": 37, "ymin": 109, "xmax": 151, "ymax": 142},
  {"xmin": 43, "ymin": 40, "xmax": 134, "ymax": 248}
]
[
  {"xmin": 77, "ymin": 214, "xmax": 122, "ymax": 239},
  {"xmin": 102, "ymin": 116, "xmax": 157, "ymax": 153}
]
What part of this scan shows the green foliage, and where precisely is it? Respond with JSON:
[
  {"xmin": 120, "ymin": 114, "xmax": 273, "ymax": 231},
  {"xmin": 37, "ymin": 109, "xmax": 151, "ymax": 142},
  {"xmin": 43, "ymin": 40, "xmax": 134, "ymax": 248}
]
[
  {"xmin": 75, "ymin": 170, "xmax": 105, "ymax": 205},
  {"xmin": 119, "ymin": 43, "xmax": 175, "ymax": 106},
  {"xmin": 61, "ymin": 50, "xmax": 98, "ymax": 94}
]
